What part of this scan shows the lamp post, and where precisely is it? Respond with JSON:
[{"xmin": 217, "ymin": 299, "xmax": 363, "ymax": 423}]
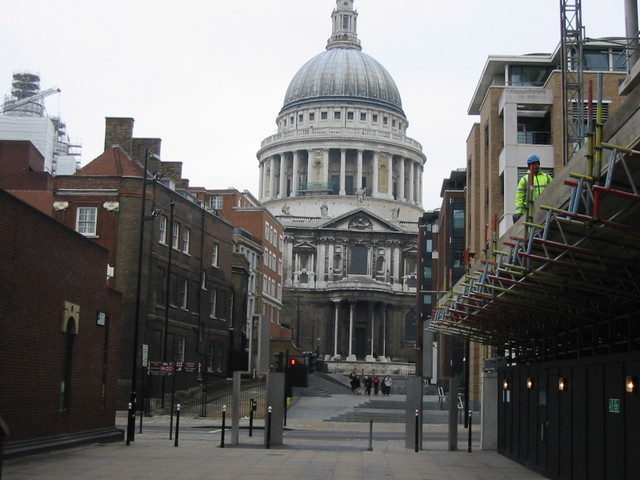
[
  {"xmin": 161, "ymin": 198, "xmax": 175, "ymax": 408},
  {"xmin": 127, "ymin": 148, "xmax": 161, "ymax": 445}
]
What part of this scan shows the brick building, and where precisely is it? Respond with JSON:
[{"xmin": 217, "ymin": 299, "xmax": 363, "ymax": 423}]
[
  {"xmin": 0, "ymin": 188, "xmax": 123, "ymax": 456},
  {"xmin": 188, "ymin": 187, "xmax": 286, "ymax": 371}
]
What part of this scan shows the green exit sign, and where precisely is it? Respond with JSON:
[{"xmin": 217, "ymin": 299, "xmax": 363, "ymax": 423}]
[{"xmin": 608, "ymin": 398, "xmax": 621, "ymax": 413}]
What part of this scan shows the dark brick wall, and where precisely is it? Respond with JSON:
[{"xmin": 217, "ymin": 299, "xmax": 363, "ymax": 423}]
[{"xmin": 0, "ymin": 189, "xmax": 122, "ymax": 443}]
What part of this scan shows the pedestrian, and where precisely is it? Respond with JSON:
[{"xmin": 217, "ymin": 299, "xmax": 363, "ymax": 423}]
[
  {"xmin": 373, "ymin": 375, "xmax": 380, "ymax": 395},
  {"xmin": 513, "ymin": 154, "xmax": 552, "ymax": 223},
  {"xmin": 383, "ymin": 375, "xmax": 392, "ymax": 395},
  {"xmin": 364, "ymin": 376, "xmax": 372, "ymax": 395},
  {"xmin": 349, "ymin": 370, "xmax": 359, "ymax": 394}
]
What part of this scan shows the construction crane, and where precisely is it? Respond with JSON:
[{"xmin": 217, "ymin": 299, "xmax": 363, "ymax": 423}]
[{"xmin": 0, "ymin": 86, "xmax": 61, "ymax": 114}]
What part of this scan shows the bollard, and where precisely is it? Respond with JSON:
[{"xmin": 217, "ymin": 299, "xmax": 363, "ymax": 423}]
[
  {"xmin": 174, "ymin": 404, "xmax": 181, "ymax": 447},
  {"xmin": 368, "ymin": 419, "xmax": 373, "ymax": 451},
  {"xmin": 220, "ymin": 405, "xmax": 226, "ymax": 448},
  {"xmin": 414, "ymin": 409, "xmax": 419, "ymax": 452},
  {"xmin": 126, "ymin": 402, "xmax": 133, "ymax": 446},
  {"xmin": 249, "ymin": 398, "xmax": 255, "ymax": 437},
  {"xmin": 467, "ymin": 410, "xmax": 472, "ymax": 453},
  {"xmin": 266, "ymin": 406, "xmax": 272, "ymax": 449}
]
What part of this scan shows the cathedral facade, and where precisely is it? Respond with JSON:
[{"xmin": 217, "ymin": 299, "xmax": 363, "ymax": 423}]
[{"xmin": 257, "ymin": 0, "xmax": 425, "ymax": 362}]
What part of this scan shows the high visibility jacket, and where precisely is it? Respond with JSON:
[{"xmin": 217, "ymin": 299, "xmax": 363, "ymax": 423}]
[{"xmin": 515, "ymin": 171, "xmax": 553, "ymax": 214}]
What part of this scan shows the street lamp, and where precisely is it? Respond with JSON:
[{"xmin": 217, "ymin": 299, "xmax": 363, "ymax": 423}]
[
  {"xmin": 161, "ymin": 198, "xmax": 176, "ymax": 408},
  {"xmin": 127, "ymin": 148, "xmax": 161, "ymax": 445}
]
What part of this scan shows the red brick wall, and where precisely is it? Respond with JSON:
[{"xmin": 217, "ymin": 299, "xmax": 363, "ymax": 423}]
[{"xmin": 0, "ymin": 189, "xmax": 122, "ymax": 442}]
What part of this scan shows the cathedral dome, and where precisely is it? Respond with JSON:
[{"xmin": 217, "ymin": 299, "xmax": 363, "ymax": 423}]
[{"xmin": 281, "ymin": 48, "xmax": 404, "ymax": 116}]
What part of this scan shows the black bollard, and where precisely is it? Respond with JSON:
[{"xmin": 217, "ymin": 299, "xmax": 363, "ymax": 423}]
[
  {"xmin": 368, "ymin": 419, "xmax": 373, "ymax": 451},
  {"xmin": 414, "ymin": 409, "xmax": 419, "ymax": 452},
  {"xmin": 126, "ymin": 402, "xmax": 132, "ymax": 446},
  {"xmin": 220, "ymin": 405, "xmax": 226, "ymax": 448},
  {"xmin": 467, "ymin": 410, "xmax": 472, "ymax": 453},
  {"xmin": 249, "ymin": 398, "xmax": 255, "ymax": 437},
  {"xmin": 266, "ymin": 406, "xmax": 272, "ymax": 449},
  {"xmin": 174, "ymin": 404, "xmax": 181, "ymax": 447}
]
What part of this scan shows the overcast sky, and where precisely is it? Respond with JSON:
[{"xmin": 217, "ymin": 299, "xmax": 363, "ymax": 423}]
[{"xmin": 1, "ymin": 0, "xmax": 626, "ymax": 210}]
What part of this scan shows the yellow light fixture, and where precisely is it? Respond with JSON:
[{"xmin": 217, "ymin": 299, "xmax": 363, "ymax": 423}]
[
  {"xmin": 626, "ymin": 376, "xmax": 636, "ymax": 393},
  {"xmin": 503, "ymin": 379, "xmax": 510, "ymax": 390},
  {"xmin": 526, "ymin": 377, "xmax": 534, "ymax": 389},
  {"xmin": 558, "ymin": 377, "xmax": 567, "ymax": 391}
]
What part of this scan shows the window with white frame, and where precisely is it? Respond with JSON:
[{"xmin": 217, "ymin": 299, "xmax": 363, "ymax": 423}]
[
  {"xmin": 159, "ymin": 216, "xmax": 167, "ymax": 244},
  {"xmin": 76, "ymin": 207, "xmax": 98, "ymax": 236},
  {"xmin": 209, "ymin": 289, "xmax": 217, "ymax": 318},
  {"xmin": 182, "ymin": 227, "xmax": 190, "ymax": 254},
  {"xmin": 209, "ymin": 196, "xmax": 223, "ymax": 211},
  {"xmin": 212, "ymin": 243, "xmax": 219, "ymax": 267},
  {"xmin": 177, "ymin": 336, "xmax": 186, "ymax": 362},
  {"xmin": 172, "ymin": 223, "xmax": 180, "ymax": 249},
  {"xmin": 179, "ymin": 278, "xmax": 188, "ymax": 310}
]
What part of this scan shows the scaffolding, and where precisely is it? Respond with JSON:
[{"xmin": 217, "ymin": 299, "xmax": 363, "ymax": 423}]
[{"xmin": 429, "ymin": 75, "xmax": 640, "ymax": 365}]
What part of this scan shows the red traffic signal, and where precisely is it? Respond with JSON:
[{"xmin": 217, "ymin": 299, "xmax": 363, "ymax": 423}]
[{"xmin": 289, "ymin": 358, "xmax": 297, "ymax": 366}]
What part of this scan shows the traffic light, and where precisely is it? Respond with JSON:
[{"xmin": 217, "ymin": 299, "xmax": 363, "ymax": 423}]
[
  {"xmin": 288, "ymin": 357, "xmax": 298, "ymax": 368},
  {"xmin": 273, "ymin": 352, "xmax": 283, "ymax": 372},
  {"xmin": 308, "ymin": 352, "xmax": 319, "ymax": 372}
]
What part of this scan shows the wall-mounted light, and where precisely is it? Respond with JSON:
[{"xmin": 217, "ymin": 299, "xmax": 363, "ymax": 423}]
[
  {"xmin": 626, "ymin": 376, "xmax": 636, "ymax": 393},
  {"xmin": 558, "ymin": 377, "xmax": 567, "ymax": 391},
  {"xmin": 503, "ymin": 379, "xmax": 510, "ymax": 390},
  {"xmin": 526, "ymin": 377, "xmax": 534, "ymax": 389}
]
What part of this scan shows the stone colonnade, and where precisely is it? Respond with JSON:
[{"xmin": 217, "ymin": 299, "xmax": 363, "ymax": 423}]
[
  {"xmin": 259, "ymin": 148, "xmax": 422, "ymax": 205},
  {"xmin": 329, "ymin": 299, "xmax": 390, "ymax": 362}
]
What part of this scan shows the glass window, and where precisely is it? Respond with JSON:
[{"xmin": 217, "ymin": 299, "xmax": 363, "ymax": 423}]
[
  {"xmin": 298, "ymin": 114, "xmax": 303, "ymax": 122},
  {"xmin": 372, "ymin": 114, "xmax": 378, "ymax": 123},
  {"xmin": 349, "ymin": 245, "xmax": 368, "ymax": 275},
  {"xmin": 212, "ymin": 243, "xmax": 219, "ymax": 267},
  {"xmin": 347, "ymin": 112, "xmax": 354, "ymax": 120},
  {"xmin": 172, "ymin": 223, "xmax": 180, "ymax": 249},
  {"xmin": 453, "ymin": 210, "xmax": 465, "ymax": 229},
  {"xmin": 342, "ymin": 14, "xmax": 349, "ymax": 29},
  {"xmin": 509, "ymin": 65, "xmax": 554, "ymax": 86},
  {"xmin": 209, "ymin": 196, "xmax": 223, "ymax": 211},
  {"xmin": 424, "ymin": 238, "xmax": 433, "ymax": 252},
  {"xmin": 159, "ymin": 216, "xmax": 167, "ymax": 244},
  {"xmin": 179, "ymin": 278, "xmax": 188, "ymax": 309},
  {"xmin": 182, "ymin": 227, "xmax": 190, "ymax": 254},
  {"xmin": 309, "ymin": 112, "xmax": 315, "ymax": 121},
  {"xmin": 360, "ymin": 113, "xmax": 366, "ymax": 121},
  {"xmin": 177, "ymin": 337, "xmax": 185, "ymax": 363},
  {"xmin": 584, "ymin": 51, "xmax": 609, "ymax": 71},
  {"xmin": 423, "ymin": 266, "xmax": 432, "ymax": 279},
  {"xmin": 321, "ymin": 112, "xmax": 328, "ymax": 120},
  {"xmin": 209, "ymin": 289, "xmax": 217, "ymax": 318},
  {"xmin": 76, "ymin": 207, "xmax": 97, "ymax": 236},
  {"xmin": 334, "ymin": 111, "xmax": 341, "ymax": 120}
]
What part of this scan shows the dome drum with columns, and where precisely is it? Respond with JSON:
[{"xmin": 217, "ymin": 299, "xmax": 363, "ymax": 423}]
[{"xmin": 257, "ymin": 0, "xmax": 425, "ymax": 363}]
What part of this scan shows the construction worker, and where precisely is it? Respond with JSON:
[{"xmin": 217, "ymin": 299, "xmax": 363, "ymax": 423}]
[{"xmin": 513, "ymin": 154, "xmax": 552, "ymax": 222}]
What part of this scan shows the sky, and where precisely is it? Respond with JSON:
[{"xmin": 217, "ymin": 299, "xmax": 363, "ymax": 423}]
[{"xmin": 0, "ymin": 0, "xmax": 626, "ymax": 211}]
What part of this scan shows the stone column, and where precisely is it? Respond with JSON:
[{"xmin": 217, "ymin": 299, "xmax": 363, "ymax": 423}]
[
  {"xmin": 418, "ymin": 164, "xmax": 423, "ymax": 206},
  {"xmin": 332, "ymin": 300, "xmax": 340, "ymax": 360},
  {"xmin": 317, "ymin": 242, "xmax": 326, "ymax": 283},
  {"xmin": 307, "ymin": 149, "xmax": 313, "ymax": 187},
  {"xmin": 322, "ymin": 149, "xmax": 329, "ymax": 187},
  {"xmin": 387, "ymin": 156, "xmax": 394, "ymax": 199},
  {"xmin": 259, "ymin": 161, "xmax": 264, "ymax": 200},
  {"xmin": 366, "ymin": 303, "xmax": 375, "ymax": 361},
  {"xmin": 292, "ymin": 150, "xmax": 300, "ymax": 196},
  {"xmin": 347, "ymin": 301, "xmax": 356, "ymax": 361},
  {"xmin": 279, "ymin": 153, "xmax": 287, "ymax": 199},
  {"xmin": 356, "ymin": 149, "xmax": 363, "ymax": 190},
  {"xmin": 270, "ymin": 156, "xmax": 277, "ymax": 201},
  {"xmin": 380, "ymin": 304, "xmax": 389, "ymax": 361},
  {"xmin": 372, "ymin": 151, "xmax": 379, "ymax": 197},
  {"xmin": 339, "ymin": 148, "xmax": 346, "ymax": 195},
  {"xmin": 409, "ymin": 160, "xmax": 415, "ymax": 204},
  {"xmin": 399, "ymin": 157, "xmax": 405, "ymax": 201}
]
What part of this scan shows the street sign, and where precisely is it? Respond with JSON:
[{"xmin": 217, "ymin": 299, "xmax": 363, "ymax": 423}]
[
  {"xmin": 608, "ymin": 398, "xmax": 620, "ymax": 413},
  {"xmin": 141, "ymin": 344, "xmax": 148, "ymax": 367}
]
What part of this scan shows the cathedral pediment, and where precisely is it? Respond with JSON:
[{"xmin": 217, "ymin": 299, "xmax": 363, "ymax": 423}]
[{"xmin": 319, "ymin": 209, "xmax": 404, "ymax": 233}]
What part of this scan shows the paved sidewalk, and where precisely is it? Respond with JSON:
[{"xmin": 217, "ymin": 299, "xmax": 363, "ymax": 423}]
[{"xmin": 3, "ymin": 393, "xmax": 546, "ymax": 480}]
